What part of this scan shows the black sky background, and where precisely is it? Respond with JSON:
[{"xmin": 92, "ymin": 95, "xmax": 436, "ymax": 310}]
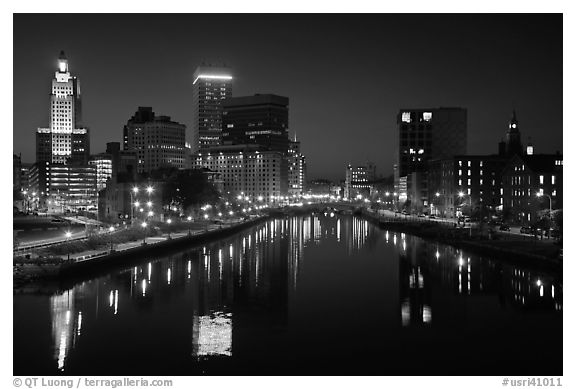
[{"xmin": 13, "ymin": 14, "xmax": 562, "ymax": 181}]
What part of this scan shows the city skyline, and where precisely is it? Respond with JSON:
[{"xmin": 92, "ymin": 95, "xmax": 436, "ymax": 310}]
[{"xmin": 14, "ymin": 14, "xmax": 562, "ymax": 181}]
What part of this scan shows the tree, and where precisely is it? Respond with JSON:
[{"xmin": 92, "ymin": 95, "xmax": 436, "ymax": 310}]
[
  {"xmin": 161, "ymin": 169, "xmax": 221, "ymax": 213},
  {"xmin": 550, "ymin": 209, "xmax": 562, "ymax": 231}
]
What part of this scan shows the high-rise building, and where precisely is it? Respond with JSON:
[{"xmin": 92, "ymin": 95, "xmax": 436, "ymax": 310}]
[
  {"xmin": 395, "ymin": 107, "xmax": 467, "ymax": 210},
  {"xmin": 287, "ymin": 135, "xmax": 306, "ymax": 197},
  {"xmin": 192, "ymin": 65, "xmax": 233, "ymax": 153},
  {"xmin": 221, "ymin": 94, "xmax": 290, "ymax": 153},
  {"xmin": 123, "ymin": 107, "xmax": 187, "ymax": 174},
  {"xmin": 36, "ymin": 51, "xmax": 90, "ymax": 165},
  {"xmin": 33, "ymin": 52, "xmax": 95, "ymax": 212}
]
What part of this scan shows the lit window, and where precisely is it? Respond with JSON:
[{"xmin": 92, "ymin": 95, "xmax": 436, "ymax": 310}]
[
  {"xmin": 402, "ymin": 112, "xmax": 411, "ymax": 123},
  {"xmin": 468, "ymin": 170, "xmax": 471, "ymax": 176},
  {"xmin": 467, "ymin": 179, "xmax": 471, "ymax": 185},
  {"xmin": 467, "ymin": 161, "xmax": 471, "ymax": 167},
  {"xmin": 458, "ymin": 169, "xmax": 462, "ymax": 176},
  {"xmin": 552, "ymin": 190, "xmax": 557, "ymax": 196},
  {"xmin": 468, "ymin": 188, "xmax": 471, "ymax": 195},
  {"xmin": 539, "ymin": 175, "xmax": 544, "ymax": 184},
  {"xmin": 480, "ymin": 179, "xmax": 483, "ymax": 185},
  {"xmin": 458, "ymin": 179, "xmax": 462, "ymax": 186},
  {"xmin": 423, "ymin": 112, "xmax": 432, "ymax": 121},
  {"xmin": 458, "ymin": 160, "xmax": 462, "ymax": 167},
  {"xmin": 552, "ymin": 175, "xmax": 555, "ymax": 185}
]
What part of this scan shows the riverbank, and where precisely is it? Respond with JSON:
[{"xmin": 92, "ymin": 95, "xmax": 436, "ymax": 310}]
[
  {"xmin": 360, "ymin": 210, "xmax": 562, "ymax": 272},
  {"xmin": 13, "ymin": 215, "xmax": 270, "ymax": 288}
]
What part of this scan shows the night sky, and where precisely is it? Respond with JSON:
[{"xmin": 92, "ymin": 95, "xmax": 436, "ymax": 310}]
[{"xmin": 13, "ymin": 14, "xmax": 562, "ymax": 181}]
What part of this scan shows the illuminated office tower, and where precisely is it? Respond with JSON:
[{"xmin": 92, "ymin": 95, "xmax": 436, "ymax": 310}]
[
  {"xmin": 36, "ymin": 51, "xmax": 89, "ymax": 165},
  {"xmin": 395, "ymin": 107, "xmax": 467, "ymax": 209},
  {"xmin": 192, "ymin": 65, "xmax": 233, "ymax": 152},
  {"xmin": 221, "ymin": 94, "xmax": 290, "ymax": 153}
]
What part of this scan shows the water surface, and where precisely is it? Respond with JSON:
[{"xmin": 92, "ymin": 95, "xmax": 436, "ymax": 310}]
[{"xmin": 13, "ymin": 215, "xmax": 563, "ymax": 375}]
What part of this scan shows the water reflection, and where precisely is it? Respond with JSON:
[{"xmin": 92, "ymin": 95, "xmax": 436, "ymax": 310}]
[{"xmin": 32, "ymin": 215, "xmax": 563, "ymax": 374}]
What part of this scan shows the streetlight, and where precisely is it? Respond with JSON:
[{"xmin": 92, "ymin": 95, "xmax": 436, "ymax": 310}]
[
  {"xmin": 187, "ymin": 215, "xmax": 192, "ymax": 235},
  {"xmin": 65, "ymin": 231, "xmax": 72, "ymax": 261},
  {"xmin": 141, "ymin": 221, "xmax": 148, "ymax": 244},
  {"xmin": 130, "ymin": 187, "xmax": 139, "ymax": 226},
  {"xmin": 432, "ymin": 192, "xmax": 441, "ymax": 217},
  {"xmin": 458, "ymin": 192, "xmax": 472, "ymax": 238},
  {"xmin": 109, "ymin": 226, "xmax": 115, "ymax": 252},
  {"xmin": 166, "ymin": 218, "xmax": 172, "ymax": 239},
  {"xmin": 536, "ymin": 192, "xmax": 553, "ymax": 216}
]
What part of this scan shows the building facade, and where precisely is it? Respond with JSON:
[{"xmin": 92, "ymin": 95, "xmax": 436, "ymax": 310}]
[
  {"xmin": 287, "ymin": 137, "xmax": 306, "ymax": 197},
  {"xmin": 395, "ymin": 107, "xmax": 467, "ymax": 209},
  {"xmin": 344, "ymin": 163, "xmax": 376, "ymax": 199},
  {"xmin": 501, "ymin": 154, "xmax": 563, "ymax": 224},
  {"xmin": 42, "ymin": 163, "xmax": 97, "ymax": 213},
  {"xmin": 123, "ymin": 107, "xmax": 187, "ymax": 174},
  {"xmin": 104, "ymin": 142, "xmax": 137, "ymax": 183},
  {"xmin": 89, "ymin": 153, "xmax": 113, "ymax": 191},
  {"xmin": 192, "ymin": 65, "xmax": 233, "ymax": 152},
  {"xmin": 428, "ymin": 155, "xmax": 507, "ymax": 218},
  {"xmin": 221, "ymin": 94, "xmax": 290, "ymax": 153},
  {"xmin": 20, "ymin": 163, "xmax": 32, "ymax": 193},
  {"xmin": 36, "ymin": 51, "xmax": 90, "ymax": 165},
  {"xmin": 194, "ymin": 145, "xmax": 288, "ymax": 203}
]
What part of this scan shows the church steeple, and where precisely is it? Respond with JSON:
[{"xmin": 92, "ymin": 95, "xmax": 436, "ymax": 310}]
[
  {"xmin": 505, "ymin": 109, "xmax": 523, "ymax": 156},
  {"xmin": 509, "ymin": 109, "xmax": 519, "ymax": 131}
]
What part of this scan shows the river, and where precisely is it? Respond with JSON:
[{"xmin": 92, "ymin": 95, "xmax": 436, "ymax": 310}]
[{"xmin": 13, "ymin": 214, "xmax": 562, "ymax": 375}]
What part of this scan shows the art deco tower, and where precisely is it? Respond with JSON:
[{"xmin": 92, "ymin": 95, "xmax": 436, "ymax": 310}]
[{"xmin": 36, "ymin": 51, "xmax": 90, "ymax": 165}]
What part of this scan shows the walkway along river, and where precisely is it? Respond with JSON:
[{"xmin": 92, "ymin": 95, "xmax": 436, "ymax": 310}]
[{"xmin": 13, "ymin": 214, "xmax": 562, "ymax": 375}]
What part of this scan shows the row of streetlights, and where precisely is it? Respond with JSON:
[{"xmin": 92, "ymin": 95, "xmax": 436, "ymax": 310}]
[{"xmin": 129, "ymin": 185, "xmax": 154, "ymax": 226}]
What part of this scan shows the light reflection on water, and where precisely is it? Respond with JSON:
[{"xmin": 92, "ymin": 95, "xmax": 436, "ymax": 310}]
[{"xmin": 15, "ymin": 215, "xmax": 562, "ymax": 375}]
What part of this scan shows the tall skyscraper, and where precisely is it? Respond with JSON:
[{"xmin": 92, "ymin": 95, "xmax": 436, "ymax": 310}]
[
  {"xmin": 192, "ymin": 65, "xmax": 233, "ymax": 153},
  {"xmin": 221, "ymin": 94, "xmax": 290, "ymax": 153},
  {"xmin": 36, "ymin": 51, "xmax": 90, "ymax": 165},
  {"xmin": 123, "ymin": 107, "xmax": 187, "ymax": 174},
  {"xmin": 287, "ymin": 135, "xmax": 306, "ymax": 197},
  {"xmin": 395, "ymin": 107, "xmax": 467, "ymax": 209},
  {"xmin": 32, "ymin": 51, "xmax": 96, "ymax": 213}
]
